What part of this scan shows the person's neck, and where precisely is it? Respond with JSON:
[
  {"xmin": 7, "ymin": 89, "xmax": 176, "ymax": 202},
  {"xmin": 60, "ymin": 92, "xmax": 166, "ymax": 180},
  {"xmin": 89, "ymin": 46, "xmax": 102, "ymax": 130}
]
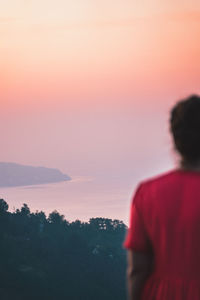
[{"xmin": 179, "ymin": 159, "xmax": 200, "ymax": 172}]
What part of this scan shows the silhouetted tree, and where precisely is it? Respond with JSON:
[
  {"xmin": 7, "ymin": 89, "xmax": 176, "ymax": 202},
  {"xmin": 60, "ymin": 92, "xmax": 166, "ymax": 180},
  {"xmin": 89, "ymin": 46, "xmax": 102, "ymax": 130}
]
[
  {"xmin": 48, "ymin": 210, "xmax": 65, "ymax": 224},
  {"xmin": 0, "ymin": 198, "xmax": 8, "ymax": 213}
]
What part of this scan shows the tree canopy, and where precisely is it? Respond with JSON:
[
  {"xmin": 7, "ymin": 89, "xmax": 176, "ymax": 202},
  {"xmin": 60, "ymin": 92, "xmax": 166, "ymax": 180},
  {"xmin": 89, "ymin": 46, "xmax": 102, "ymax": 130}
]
[{"xmin": 0, "ymin": 199, "xmax": 128, "ymax": 300}]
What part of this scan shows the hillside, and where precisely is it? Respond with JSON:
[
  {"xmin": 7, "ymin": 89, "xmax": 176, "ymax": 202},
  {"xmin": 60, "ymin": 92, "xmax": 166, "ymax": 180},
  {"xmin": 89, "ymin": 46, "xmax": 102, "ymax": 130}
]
[{"xmin": 0, "ymin": 162, "xmax": 71, "ymax": 187}]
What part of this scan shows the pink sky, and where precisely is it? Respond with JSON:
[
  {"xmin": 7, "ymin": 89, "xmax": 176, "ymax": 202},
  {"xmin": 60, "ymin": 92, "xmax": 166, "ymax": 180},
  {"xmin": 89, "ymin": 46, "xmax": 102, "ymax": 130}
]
[{"xmin": 1, "ymin": 0, "xmax": 200, "ymax": 178}]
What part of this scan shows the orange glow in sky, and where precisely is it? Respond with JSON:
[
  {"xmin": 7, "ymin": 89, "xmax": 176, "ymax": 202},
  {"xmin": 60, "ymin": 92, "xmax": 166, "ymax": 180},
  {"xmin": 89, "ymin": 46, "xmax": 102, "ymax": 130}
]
[
  {"xmin": 1, "ymin": 1, "xmax": 200, "ymax": 108},
  {"xmin": 1, "ymin": 0, "xmax": 200, "ymax": 177}
]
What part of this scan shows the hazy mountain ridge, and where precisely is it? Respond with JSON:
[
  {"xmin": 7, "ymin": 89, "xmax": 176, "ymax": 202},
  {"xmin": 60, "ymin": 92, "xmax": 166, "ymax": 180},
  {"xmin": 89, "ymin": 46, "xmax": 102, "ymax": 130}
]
[{"xmin": 0, "ymin": 162, "xmax": 71, "ymax": 187}]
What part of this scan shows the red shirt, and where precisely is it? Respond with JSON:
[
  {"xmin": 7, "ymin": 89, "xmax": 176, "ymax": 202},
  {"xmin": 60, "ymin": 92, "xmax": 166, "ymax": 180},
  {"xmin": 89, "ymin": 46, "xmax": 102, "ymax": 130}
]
[{"xmin": 123, "ymin": 168, "xmax": 200, "ymax": 299}]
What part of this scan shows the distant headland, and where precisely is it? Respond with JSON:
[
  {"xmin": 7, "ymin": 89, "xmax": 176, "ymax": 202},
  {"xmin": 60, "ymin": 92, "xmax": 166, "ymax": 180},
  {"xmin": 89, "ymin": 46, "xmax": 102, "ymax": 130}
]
[{"xmin": 0, "ymin": 162, "xmax": 71, "ymax": 187}]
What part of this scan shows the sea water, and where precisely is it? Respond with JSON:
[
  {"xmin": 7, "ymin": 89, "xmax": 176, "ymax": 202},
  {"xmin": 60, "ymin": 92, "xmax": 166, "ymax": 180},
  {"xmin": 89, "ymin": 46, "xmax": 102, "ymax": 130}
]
[{"xmin": 0, "ymin": 175, "xmax": 134, "ymax": 226}]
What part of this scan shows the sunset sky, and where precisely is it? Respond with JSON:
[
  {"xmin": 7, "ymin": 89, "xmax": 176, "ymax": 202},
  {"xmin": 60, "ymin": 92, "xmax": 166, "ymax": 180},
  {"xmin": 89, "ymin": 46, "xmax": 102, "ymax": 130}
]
[{"xmin": 1, "ymin": 0, "xmax": 200, "ymax": 181}]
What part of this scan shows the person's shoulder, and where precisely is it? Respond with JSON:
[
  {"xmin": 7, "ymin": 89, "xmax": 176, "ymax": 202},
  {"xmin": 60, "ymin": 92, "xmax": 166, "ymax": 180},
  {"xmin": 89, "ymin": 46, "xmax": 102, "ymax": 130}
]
[
  {"xmin": 134, "ymin": 169, "xmax": 177, "ymax": 207},
  {"xmin": 139, "ymin": 168, "xmax": 176, "ymax": 190}
]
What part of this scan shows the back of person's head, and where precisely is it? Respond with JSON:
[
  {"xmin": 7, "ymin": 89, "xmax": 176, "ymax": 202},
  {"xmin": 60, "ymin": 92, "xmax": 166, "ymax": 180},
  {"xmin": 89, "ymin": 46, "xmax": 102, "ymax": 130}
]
[{"xmin": 169, "ymin": 94, "xmax": 200, "ymax": 167}]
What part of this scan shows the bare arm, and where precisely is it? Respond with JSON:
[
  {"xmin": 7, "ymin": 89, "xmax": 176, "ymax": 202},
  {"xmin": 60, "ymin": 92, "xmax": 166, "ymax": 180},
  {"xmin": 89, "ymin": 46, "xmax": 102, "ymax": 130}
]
[{"xmin": 126, "ymin": 250, "xmax": 154, "ymax": 300}]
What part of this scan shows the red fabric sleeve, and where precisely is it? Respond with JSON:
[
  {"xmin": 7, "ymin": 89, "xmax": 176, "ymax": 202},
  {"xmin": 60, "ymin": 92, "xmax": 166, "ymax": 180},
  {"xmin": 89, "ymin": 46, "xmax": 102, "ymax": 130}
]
[{"xmin": 123, "ymin": 183, "xmax": 151, "ymax": 252}]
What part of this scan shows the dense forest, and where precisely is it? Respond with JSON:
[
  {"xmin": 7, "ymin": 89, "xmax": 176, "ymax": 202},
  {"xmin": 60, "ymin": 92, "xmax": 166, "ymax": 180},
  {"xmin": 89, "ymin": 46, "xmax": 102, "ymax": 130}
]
[{"xmin": 0, "ymin": 198, "xmax": 129, "ymax": 300}]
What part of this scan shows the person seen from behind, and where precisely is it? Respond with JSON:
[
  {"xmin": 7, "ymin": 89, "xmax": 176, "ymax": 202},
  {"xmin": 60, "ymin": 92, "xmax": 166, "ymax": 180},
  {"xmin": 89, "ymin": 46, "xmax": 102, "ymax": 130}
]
[{"xmin": 123, "ymin": 94, "xmax": 200, "ymax": 300}]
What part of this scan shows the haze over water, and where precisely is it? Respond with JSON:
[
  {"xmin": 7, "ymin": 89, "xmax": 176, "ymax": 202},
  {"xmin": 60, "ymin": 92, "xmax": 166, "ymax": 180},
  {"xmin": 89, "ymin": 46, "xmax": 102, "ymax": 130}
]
[
  {"xmin": 0, "ymin": 176, "xmax": 131, "ymax": 225},
  {"xmin": 0, "ymin": 162, "xmax": 174, "ymax": 226}
]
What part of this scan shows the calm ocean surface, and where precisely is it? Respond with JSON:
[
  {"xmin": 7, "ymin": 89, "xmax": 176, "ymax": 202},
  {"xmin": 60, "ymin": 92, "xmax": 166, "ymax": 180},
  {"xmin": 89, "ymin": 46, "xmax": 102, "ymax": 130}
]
[{"xmin": 0, "ymin": 176, "xmax": 136, "ymax": 226}]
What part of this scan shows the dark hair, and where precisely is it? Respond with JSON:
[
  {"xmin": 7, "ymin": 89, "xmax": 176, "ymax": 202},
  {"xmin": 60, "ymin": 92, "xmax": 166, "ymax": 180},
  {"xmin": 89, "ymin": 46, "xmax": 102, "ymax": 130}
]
[{"xmin": 169, "ymin": 94, "xmax": 200, "ymax": 167}]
